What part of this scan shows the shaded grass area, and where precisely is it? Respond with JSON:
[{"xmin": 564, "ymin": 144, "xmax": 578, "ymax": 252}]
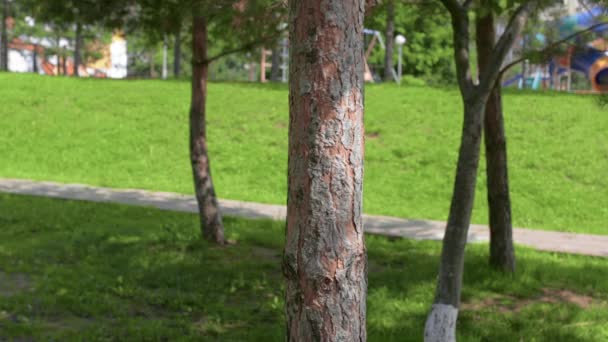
[
  {"xmin": 0, "ymin": 73, "xmax": 606, "ymax": 234},
  {"xmin": 0, "ymin": 194, "xmax": 607, "ymax": 341}
]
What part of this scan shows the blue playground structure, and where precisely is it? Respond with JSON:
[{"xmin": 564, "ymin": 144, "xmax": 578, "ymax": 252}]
[{"xmin": 504, "ymin": 7, "xmax": 608, "ymax": 92}]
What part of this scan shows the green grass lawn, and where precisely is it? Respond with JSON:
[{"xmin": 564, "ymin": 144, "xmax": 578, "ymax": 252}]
[
  {"xmin": 0, "ymin": 73, "xmax": 606, "ymax": 234},
  {"xmin": 0, "ymin": 194, "xmax": 607, "ymax": 341}
]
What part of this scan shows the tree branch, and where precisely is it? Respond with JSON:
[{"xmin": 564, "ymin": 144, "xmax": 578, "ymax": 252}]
[
  {"xmin": 438, "ymin": 0, "xmax": 462, "ymax": 15},
  {"xmin": 499, "ymin": 21, "xmax": 608, "ymax": 78},
  {"xmin": 205, "ymin": 31, "xmax": 282, "ymax": 64},
  {"xmin": 439, "ymin": 0, "xmax": 474, "ymax": 96},
  {"xmin": 206, "ymin": 42, "xmax": 258, "ymax": 64},
  {"xmin": 478, "ymin": 1, "xmax": 539, "ymax": 95}
]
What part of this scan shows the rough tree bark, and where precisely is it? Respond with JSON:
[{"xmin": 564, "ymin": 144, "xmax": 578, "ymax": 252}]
[
  {"xmin": 190, "ymin": 15, "xmax": 225, "ymax": 244},
  {"xmin": 424, "ymin": 1, "xmax": 535, "ymax": 340},
  {"xmin": 74, "ymin": 22, "xmax": 82, "ymax": 77},
  {"xmin": 284, "ymin": 0, "xmax": 367, "ymax": 341},
  {"xmin": 174, "ymin": 26, "xmax": 181, "ymax": 77},
  {"xmin": 476, "ymin": 8, "xmax": 516, "ymax": 273},
  {"xmin": 1, "ymin": 0, "xmax": 8, "ymax": 71},
  {"xmin": 383, "ymin": 0, "xmax": 395, "ymax": 81}
]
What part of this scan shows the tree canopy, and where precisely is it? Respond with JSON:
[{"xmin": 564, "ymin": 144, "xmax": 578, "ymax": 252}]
[{"xmin": 366, "ymin": 1, "xmax": 456, "ymax": 84}]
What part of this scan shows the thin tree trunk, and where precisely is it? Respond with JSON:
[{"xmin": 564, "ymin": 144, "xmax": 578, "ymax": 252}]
[
  {"xmin": 484, "ymin": 84, "xmax": 515, "ymax": 271},
  {"xmin": 174, "ymin": 26, "xmax": 181, "ymax": 77},
  {"xmin": 74, "ymin": 22, "xmax": 82, "ymax": 77},
  {"xmin": 383, "ymin": 0, "xmax": 395, "ymax": 81},
  {"xmin": 284, "ymin": 0, "xmax": 367, "ymax": 341},
  {"xmin": 476, "ymin": 10, "xmax": 515, "ymax": 273},
  {"xmin": 62, "ymin": 50, "xmax": 67, "ymax": 75},
  {"xmin": 260, "ymin": 47, "xmax": 266, "ymax": 82},
  {"xmin": 149, "ymin": 50, "xmax": 156, "ymax": 78},
  {"xmin": 32, "ymin": 44, "xmax": 38, "ymax": 73},
  {"xmin": 425, "ymin": 2, "xmax": 534, "ymax": 339},
  {"xmin": 424, "ymin": 100, "xmax": 485, "ymax": 342},
  {"xmin": 424, "ymin": 8, "xmax": 485, "ymax": 338},
  {"xmin": 0, "ymin": 0, "xmax": 8, "ymax": 71},
  {"xmin": 270, "ymin": 43, "xmax": 280, "ymax": 81},
  {"xmin": 248, "ymin": 59, "xmax": 255, "ymax": 81},
  {"xmin": 190, "ymin": 15, "xmax": 225, "ymax": 244},
  {"xmin": 55, "ymin": 35, "xmax": 61, "ymax": 75}
]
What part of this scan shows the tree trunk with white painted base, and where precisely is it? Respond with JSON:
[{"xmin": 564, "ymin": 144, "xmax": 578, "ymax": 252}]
[
  {"xmin": 284, "ymin": 0, "xmax": 367, "ymax": 340},
  {"xmin": 425, "ymin": 1, "xmax": 536, "ymax": 340},
  {"xmin": 424, "ymin": 101, "xmax": 485, "ymax": 342}
]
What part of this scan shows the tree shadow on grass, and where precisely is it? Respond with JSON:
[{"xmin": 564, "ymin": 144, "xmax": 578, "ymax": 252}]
[
  {"xmin": 365, "ymin": 237, "xmax": 608, "ymax": 341},
  {"xmin": 0, "ymin": 193, "xmax": 606, "ymax": 341}
]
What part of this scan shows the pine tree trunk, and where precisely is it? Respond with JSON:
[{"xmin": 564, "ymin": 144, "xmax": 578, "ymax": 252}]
[
  {"xmin": 424, "ymin": 101, "xmax": 485, "ymax": 342},
  {"xmin": 475, "ymin": 8, "xmax": 515, "ymax": 273},
  {"xmin": 74, "ymin": 22, "xmax": 82, "ymax": 77},
  {"xmin": 190, "ymin": 15, "xmax": 225, "ymax": 245},
  {"xmin": 174, "ymin": 27, "xmax": 181, "ymax": 77},
  {"xmin": 383, "ymin": 0, "xmax": 395, "ymax": 81},
  {"xmin": 284, "ymin": 1, "xmax": 367, "ymax": 340},
  {"xmin": 0, "ymin": 0, "xmax": 8, "ymax": 71}
]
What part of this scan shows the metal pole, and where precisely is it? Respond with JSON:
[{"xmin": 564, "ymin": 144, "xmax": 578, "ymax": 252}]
[
  {"xmin": 522, "ymin": 59, "xmax": 529, "ymax": 89},
  {"xmin": 281, "ymin": 37, "xmax": 288, "ymax": 83},
  {"xmin": 566, "ymin": 53, "xmax": 572, "ymax": 92},
  {"xmin": 161, "ymin": 34, "xmax": 168, "ymax": 80},
  {"xmin": 397, "ymin": 44, "xmax": 402, "ymax": 85}
]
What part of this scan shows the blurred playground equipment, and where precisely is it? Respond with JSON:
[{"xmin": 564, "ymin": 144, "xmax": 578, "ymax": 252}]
[
  {"xmin": 6, "ymin": 26, "xmax": 127, "ymax": 78},
  {"xmin": 257, "ymin": 28, "xmax": 402, "ymax": 84},
  {"xmin": 504, "ymin": 6, "xmax": 608, "ymax": 92}
]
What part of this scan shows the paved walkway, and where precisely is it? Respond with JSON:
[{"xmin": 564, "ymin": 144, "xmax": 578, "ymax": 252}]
[{"xmin": 0, "ymin": 178, "xmax": 606, "ymax": 258}]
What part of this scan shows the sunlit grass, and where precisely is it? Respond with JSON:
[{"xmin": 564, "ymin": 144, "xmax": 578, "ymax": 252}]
[{"xmin": 0, "ymin": 73, "xmax": 606, "ymax": 234}]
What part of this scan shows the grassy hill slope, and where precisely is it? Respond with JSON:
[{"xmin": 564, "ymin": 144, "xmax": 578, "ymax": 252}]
[{"xmin": 0, "ymin": 73, "xmax": 606, "ymax": 234}]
